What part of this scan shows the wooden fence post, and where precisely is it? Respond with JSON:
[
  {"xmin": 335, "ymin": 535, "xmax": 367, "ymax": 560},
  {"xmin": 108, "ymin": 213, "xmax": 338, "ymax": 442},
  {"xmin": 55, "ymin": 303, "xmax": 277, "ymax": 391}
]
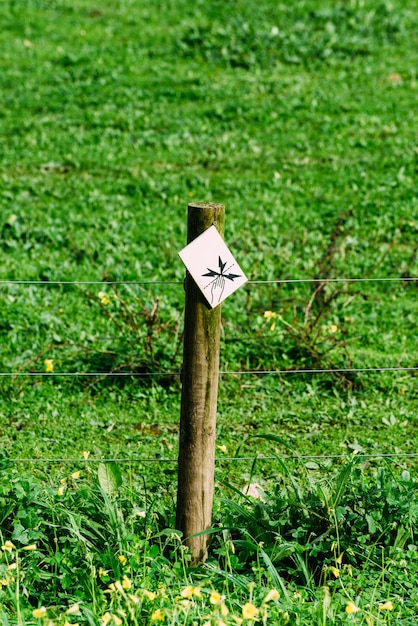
[{"xmin": 176, "ymin": 201, "xmax": 225, "ymax": 564}]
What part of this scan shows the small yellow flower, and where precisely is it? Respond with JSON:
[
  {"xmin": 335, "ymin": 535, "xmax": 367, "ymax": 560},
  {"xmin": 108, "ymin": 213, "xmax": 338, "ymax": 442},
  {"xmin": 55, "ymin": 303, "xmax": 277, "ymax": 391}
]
[
  {"xmin": 1, "ymin": 541, "xmax": 16, "ymax": 552},
  {"xmin": 83, "ymin": 450, "xmax": 90, "ymax": 460},
  {"xmin": 57, "ymin": 485, "xmax": 66, "ymax": 496},
  {"xmin": 221, "ymin": 603, "xmax": 229, "ymax": 616},
  {"xmin": 66, "ymin": 603, "xmax": 81, "ymax": 615},
  {"xmin": 151, "ymin": 609, "xmax": 164, "ymax": 622},
  {"xmin": 22, "ymin": 544, "xmax": 37, "ymax": 551},
  {"xmin": 33, "ymin": 607, "xmax": 47, "ymax": 619},
  {"xmin": 118, "ymin": 554, "xmax": 127, "ymax": 566},
  {"xmin": 44, "ymin": 359, "xmax": 54, "ymax": 373},
  {"xmin": 345, "ymin": 601, "xmax": 360, "ymax": 614},
  {"xmin": 336, "ymin": 553, "xmax": 344, "ymax": 564},
  {"xmin": 60, "ymin": 477, "xmax": 68, "ymax": 485},
  {"xmin": 378, "ymin": 601, "xmax": 394, "ymax": 611},
  {"xmin": 122, "ymin": 576, "xmax": 132, "ymax": 590},
  {"xmin": 263, "ymin": 311, "xmax": 277, "ymax": 320},
  {"xmin": 210, "ymin": 591, "xmax": 223, "ymax": 605},
  {"xmin": 264, "ymin": 589, "xmax": 280, "ymax": 603},
  {"xmin": 242, "ymin": 602, "xmax": 258, "ymax": 620},
  {"xmin": 114, "ymin": 580, "xmax": 124, "ymax": 593},
  {"xmin": 112, "ymin": 615, "xmax": 122, "ymax": 626},
  {"xmin": 101, "ymin": 613, "xmax": 112, "ymax": 626},
  {"xmin": 330, "ymin": 566, "xmax": 340, "ymax": 578},
  {"xmin": 128, "ymin": 593, "xmax": 140, "ymax": 604},
  {"xmin": 99, "ymin": 568, "xmax": 110, "ymax": 577},
  {"xmin": 71, "ymin": 471, "xmax": 81, "ymax": 480},
  {"xmin": 8, "ymin": 563, "xmax": 18, "ymax": 571},
  {"xmin": 181, "ymin": 585, "xmax": 201, "ymax": 598},
  {"xmin": 330, "ymin": 324, "xmax": 338, "ymax": 333},
  {"xmin": 98, "ymin": 291, "xmax": 110, "ymax": 305},
  {"xmin": 142, "ymin": 589, "xmax": 157, "ymax": 601},
  {"xmin": 217, "ymin": 444, "xmax": 227, "ymax": 453}
]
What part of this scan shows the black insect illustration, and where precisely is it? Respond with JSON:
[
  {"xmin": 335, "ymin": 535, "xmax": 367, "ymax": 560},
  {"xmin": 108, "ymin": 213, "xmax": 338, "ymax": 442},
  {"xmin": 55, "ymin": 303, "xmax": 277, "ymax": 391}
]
[{"xmin": 202, "ymin": 257, "xmax": 242, "ymax": 305}]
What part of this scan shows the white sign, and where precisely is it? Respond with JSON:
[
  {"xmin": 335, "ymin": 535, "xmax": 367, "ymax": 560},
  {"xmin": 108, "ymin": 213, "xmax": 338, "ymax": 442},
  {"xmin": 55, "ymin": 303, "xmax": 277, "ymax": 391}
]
[{"xmin": 178, "ymin": 225, "xmax": 248, "ymax": 308}]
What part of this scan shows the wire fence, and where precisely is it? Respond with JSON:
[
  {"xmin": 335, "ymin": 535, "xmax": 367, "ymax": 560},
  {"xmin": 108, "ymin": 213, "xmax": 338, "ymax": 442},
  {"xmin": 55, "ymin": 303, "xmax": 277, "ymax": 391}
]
[
  {"xmin": 0, "ymin": 276, "xmax": 417, "ymax": 286},
  {"xmin": 7, "ymin": 452, "xmax": 418, "ymax": 464},
  {"xmin": 2, "ymin": 272, "xmax": 417, "ymax": 466},
  {"xmin": 1, "ymin": 366, "xmax": 417, "ymax": 377}
]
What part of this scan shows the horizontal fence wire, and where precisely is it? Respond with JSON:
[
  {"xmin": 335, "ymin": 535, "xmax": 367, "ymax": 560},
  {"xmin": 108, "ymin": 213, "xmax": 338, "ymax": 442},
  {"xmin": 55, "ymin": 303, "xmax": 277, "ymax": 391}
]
[
  {"xmin": 0, "ymin": 276, "xmax": 416, "ymax": 286},
  {"xmin": 1, "ymin": 366, "xmax": 417, "ymax": 377},
  {"xmin": 7, "ymin": 453, "xmax": 418, "ymax": 464},
  {"xmin": 2, "ymin": 276, "xmax": 417, "ymax": 468}
]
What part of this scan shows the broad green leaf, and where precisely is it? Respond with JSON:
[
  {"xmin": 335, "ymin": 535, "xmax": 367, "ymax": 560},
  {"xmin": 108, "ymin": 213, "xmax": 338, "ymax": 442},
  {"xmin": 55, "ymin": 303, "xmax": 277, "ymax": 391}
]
[{"xmin": 98, "ymin": 462, "xmax": 122, "ymax": 496}]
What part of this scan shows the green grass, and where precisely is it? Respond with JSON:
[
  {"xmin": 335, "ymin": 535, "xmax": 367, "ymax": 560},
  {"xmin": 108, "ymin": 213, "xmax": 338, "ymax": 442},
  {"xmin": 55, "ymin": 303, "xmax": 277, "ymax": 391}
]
[{"xmin": 0, "ymin": 0, "xmax": 417, "ymax": 622}]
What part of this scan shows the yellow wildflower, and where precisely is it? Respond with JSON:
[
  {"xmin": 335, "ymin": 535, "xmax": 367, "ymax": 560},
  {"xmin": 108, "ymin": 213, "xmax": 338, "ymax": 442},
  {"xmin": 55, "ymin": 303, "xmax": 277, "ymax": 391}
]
[
  {"xmin": 33, "ymin": 607, "xmax": 47, "ymax": 619},
  {"xmin": 99, "ymin": 568, "xmax": 110, "ymax": 577},
  {"xmin": 44, "ymin": 359, "xmax": 54, "ymax": 373},
  {"xmin": 264, "ymin": 589, "xmax": 279, "ymax": 603},
  {"xmin": 112, "ymin": 615, "xmax": 122, "ymax": 626},
  {"xmin": 242, "ymin": 602, "xmax": 258, "ymax": 620},
  {"xmin": 181, "ymin": 585, "xmax": 201, "ymax": 599},
  {"xmin": 57, "ymin": 485, "xmax": 66, "ymax": 496},
  {"xmin": 181, "ymin": 585, "xmax": 194, "ymax": 599},
  {"xmin": 71, "ymin": 471, "xmax": 81, "ymax": 480},
  {"xmin": 83, "ymin": 450, "xmax": 90, "ymax": 460},
  {"xmin": 345, "ymin": 601, "xmax": 360, "ymax": 614},
  {"xmin": 22, "ymin": 544, "xmax": 37, "ymax": 551},
  {"xmin": 330, "ymin": 566, "xmax": 340, "ymax": 578},
  {"xmin": 142, "ymin": 589, "xmax": 157, "ymax": 601},
  {"xmin": 210, "ymin": 591, "xmax": 223, "ymax": 605},
  {"xmin": 101, "ymin": 613, "xmax": 112, "ymax": 626},
  {"xmin": 263, "ymin": 311, "xmax": 277, "ymax": 320},
  {"xmin": 217, "ymin": 444, "xmax": 227, "ymax": 453},
  {"xmin": 221, "ymin": 603, "xmax": 229, "ymax": 616},
  {"xmin": 1, "ymin": 541, "xmax": 16, "ymax": 552},
  {"xmin": 118, "ymin": 554, "xmax": 127, "ymax": 566},
  {"xmin": 98, "ymin": 291, "xmax": 110, "ymax": 305},
  {"xmin": 151, "ymin": 609, "xmax": 164, "ymax": 622},
  {"xmin": 122, "ymin": 576, "xmax": 132, "ymax": 590},
  {"xmin": 378, "ymin": 601, "xmax": 394, "ymax": 611},
  {"xmin": 128, "ymin": 594, "xmax": 140, "ymax": 605},
  {"xmin": 114, "ymin": 580, "xmax": 124, "ymax": 593},
  {"xmin": 330, "ymin": 324, "xmax": 338, "ymax": 333},
  {"xmin": 66, "ymin": 604, "xmax": 81, "ymax": 615}
]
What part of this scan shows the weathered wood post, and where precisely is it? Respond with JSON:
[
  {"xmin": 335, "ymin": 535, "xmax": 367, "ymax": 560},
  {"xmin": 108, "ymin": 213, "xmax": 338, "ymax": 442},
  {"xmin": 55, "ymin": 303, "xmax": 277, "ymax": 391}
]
[{"xmin": 176, "ymin": 201, "xmax": 225, "ymax": 563}]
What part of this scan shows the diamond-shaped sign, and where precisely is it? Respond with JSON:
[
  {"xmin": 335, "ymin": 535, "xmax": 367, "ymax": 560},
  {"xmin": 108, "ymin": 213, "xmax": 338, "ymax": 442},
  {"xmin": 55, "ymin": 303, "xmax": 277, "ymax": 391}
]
[{"xmin": 178, "ymin": 225, "xmax": 248, "ymax": 308}]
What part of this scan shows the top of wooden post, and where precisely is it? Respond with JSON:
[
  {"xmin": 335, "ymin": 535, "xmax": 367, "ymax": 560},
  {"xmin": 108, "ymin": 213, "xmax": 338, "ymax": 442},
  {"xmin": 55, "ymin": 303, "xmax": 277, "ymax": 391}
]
[
  {"xmin": 188, "ymin": 202, "xmax": 225, "ymax": 211},
  {"xmin": 187, "ymin": 202, "xmax": 225, "ymax": 243}
]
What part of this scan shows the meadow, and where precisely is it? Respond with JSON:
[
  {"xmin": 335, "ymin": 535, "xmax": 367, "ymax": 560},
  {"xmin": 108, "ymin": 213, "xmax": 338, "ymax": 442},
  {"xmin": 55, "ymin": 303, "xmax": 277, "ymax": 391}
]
[{"xmin": 0, "ymin": 0, "xmax": 417, "ymax": 623}]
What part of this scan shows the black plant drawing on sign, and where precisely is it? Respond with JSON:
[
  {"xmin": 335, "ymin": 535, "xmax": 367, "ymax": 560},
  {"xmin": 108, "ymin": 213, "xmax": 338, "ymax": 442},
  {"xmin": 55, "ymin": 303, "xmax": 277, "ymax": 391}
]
[{"xmin": 202, "ymin": 256, "xmax": 242, "ymax": 305}]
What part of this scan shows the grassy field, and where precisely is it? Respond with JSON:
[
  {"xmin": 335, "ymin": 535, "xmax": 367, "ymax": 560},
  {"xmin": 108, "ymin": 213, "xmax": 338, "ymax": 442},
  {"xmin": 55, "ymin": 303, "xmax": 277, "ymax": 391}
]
[{"xmin": 0, "ymin": 0, "xmax": 417, "ymax": 623}]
